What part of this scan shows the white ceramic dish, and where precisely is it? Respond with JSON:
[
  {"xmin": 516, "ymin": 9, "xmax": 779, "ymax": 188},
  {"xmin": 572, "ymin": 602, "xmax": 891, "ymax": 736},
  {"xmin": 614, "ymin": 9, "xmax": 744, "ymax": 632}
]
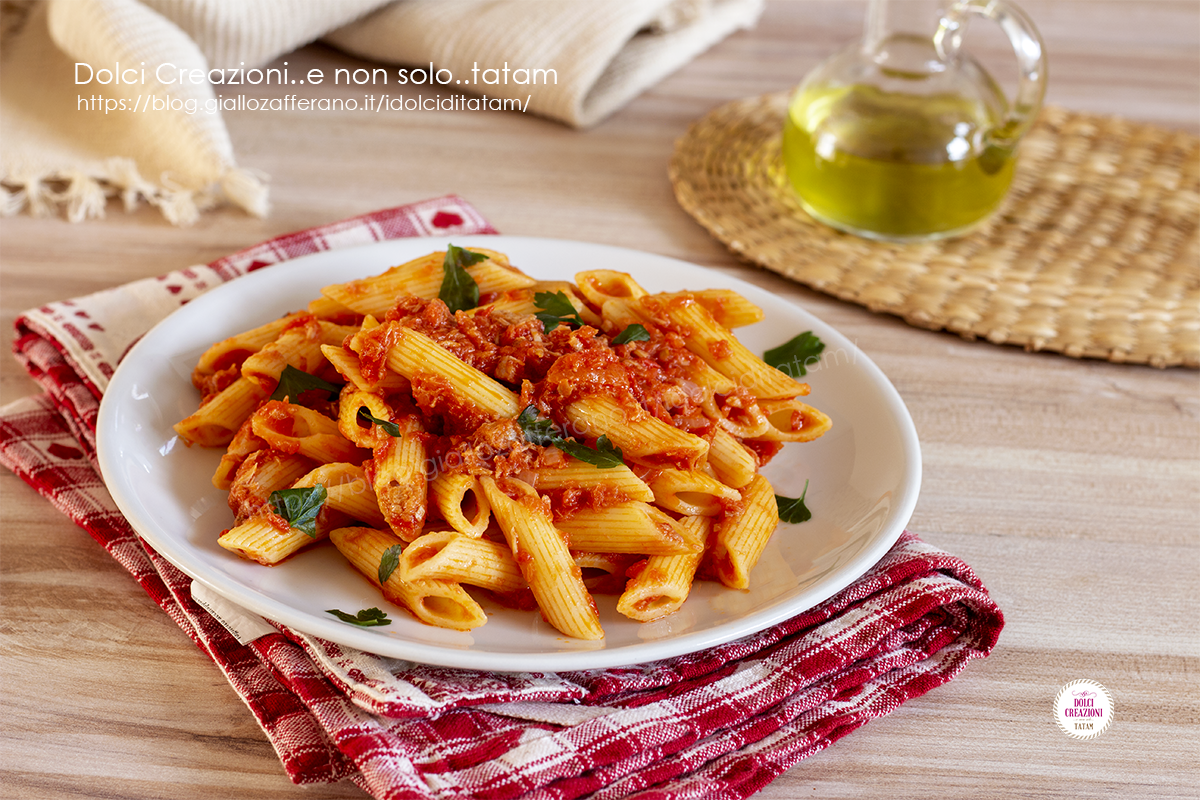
[{"xmin": 96, "ymin": 236, "xmax": 921, "ymax": 672}]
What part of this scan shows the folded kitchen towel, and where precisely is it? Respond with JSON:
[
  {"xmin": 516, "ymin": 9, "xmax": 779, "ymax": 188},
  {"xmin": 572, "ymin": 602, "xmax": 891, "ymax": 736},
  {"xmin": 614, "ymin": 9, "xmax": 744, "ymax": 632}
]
[
  {"xmin": 0, "ymin": 197, "xmax": 1004, "ymax": 799},
  {"xmin": 0, "ymin": 0, "xmax": 764, "ymax": 225}
]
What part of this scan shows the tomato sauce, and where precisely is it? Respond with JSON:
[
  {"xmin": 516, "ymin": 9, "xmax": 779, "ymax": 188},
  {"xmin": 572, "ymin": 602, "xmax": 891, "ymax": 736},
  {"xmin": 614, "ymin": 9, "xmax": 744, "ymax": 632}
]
[{"xmin": 317, "ymin": 292, "xmax": 802, "ymax": 531}]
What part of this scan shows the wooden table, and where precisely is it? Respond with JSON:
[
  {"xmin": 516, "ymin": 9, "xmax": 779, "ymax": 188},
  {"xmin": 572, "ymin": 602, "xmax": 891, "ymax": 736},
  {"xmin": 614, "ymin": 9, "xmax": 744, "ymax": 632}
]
[{"xmin": 3, "ymin": 2, "xmax": 1197, "ymax": 797}]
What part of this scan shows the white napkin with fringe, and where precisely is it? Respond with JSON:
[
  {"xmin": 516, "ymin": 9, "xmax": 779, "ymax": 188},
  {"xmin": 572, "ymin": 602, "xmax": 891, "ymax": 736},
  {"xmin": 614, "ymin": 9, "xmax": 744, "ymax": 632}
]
[{"xmin": 0, "ymin": 0, "xmax": 763, "ymax": 226}]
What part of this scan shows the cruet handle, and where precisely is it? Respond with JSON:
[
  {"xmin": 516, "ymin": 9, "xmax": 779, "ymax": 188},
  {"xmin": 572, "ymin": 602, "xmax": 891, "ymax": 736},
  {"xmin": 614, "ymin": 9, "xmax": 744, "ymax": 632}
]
[{"xmin": 935, "ymin": 0, "xmax": 1048, "ymax": 147}]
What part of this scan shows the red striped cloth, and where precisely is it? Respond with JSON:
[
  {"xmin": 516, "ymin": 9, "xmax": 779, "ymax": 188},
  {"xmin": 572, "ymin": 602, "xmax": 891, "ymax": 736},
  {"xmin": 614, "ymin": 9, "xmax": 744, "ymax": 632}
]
[{"xmin": 0, "ymin": 198, "xmax": 1003, "ymax": 800}]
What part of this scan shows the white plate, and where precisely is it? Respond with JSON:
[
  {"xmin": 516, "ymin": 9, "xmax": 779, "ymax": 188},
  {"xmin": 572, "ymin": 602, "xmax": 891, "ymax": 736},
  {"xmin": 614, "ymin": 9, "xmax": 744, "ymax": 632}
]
[{"xmin": 97, "ymin": 236, "xmax": 921, "ymax": 672}]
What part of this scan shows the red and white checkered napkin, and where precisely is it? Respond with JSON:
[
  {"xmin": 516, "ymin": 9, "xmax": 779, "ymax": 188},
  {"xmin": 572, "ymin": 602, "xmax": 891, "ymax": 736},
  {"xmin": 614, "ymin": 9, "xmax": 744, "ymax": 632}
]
[{"xmin": 0, "ymin": 198, "xmax": 1004, "ymax": 800}]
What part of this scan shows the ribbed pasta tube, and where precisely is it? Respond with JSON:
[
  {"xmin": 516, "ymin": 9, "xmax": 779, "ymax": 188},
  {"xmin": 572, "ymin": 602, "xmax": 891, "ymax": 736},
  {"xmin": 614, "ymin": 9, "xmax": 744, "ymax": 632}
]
[
  {"xmin": 240, "ymin": 320, "xmax": 356, "ymax": 392},
  {"xmin": 574, "ymin": 270, "xmax": 648, "ymax": 307},
  {"xmin": 321, "ymin": 345, "xmax": 409, "ymax": 393},
  {"xmin": 556, "ymin": 502, "xmax": 695, "ymax": 555},
  {"xmin": 641, "ymin": 296, "xmax": 807, "ymax": 400},
  {"xmin": 226, "ymin": 450, "xmax": 314, "ymax": 522},
  {"xmin": 564, "ymin": 395, "xmax": 708, "ymax": 472},
  {"xmin": 218, "ymin": 506, "xmax": 348, "ymax": 566},
  {"xmin": 211, "ymin": 415, "xmax": 267, "ymax": 490},
  {"xmin": 574, "ymin": 552, "xmax": 639, "ymax": 594},
  {"xmin": 293, "ymin": 462, "xmax": 386, "ymax": 530},
  {"xmin": 322, "ymin": 249, "xmax": 533, "ymax": 317},
  {"xmin": 192, "ymin": 312, "xmax": 305, "ymax": 383},
  {"xmin": 369, "ymin": 415, "xmax": 427, "ymax": 541},
  {"xmin": 306, "ymin": 295, "xmax": 358, "ymax": 320},
  {"xmin": 351, "ymin": 324, "xmax": 519, "ymax": 421},
  {"xmin": 617, "ymin": 516, "xmax": 711, "ymax": 622},
  {"xmin": 484, "ymin": 282, "xmax": 600, "ymax": 327},
  {"xmin": 711, "ymin": 475, "xmax": 778, "ymax": 590},
  {"xmin": 530, "ymin": 458, "xmax": 653, "ymax": 502},
  {"xmin": 754, "ymin": 399, "xmax": 833, "ymax": 442},
  {"xmin": 175, "ymin": 376, "xmax": 268, "ymax": 447},
  {"xmin": 647, "ymin": 468, "xmax": 741, "ymax": 516},
  {"xmin": 651, "ymin": 289, "xmax": 764, "ymax": 328},
  {"xmin": 705, "ymin": 428, "xmax": 757, "ymax": 490},
  {"xmin": 329, "ymin": 526, "xmax": 486, "ymax": 631},
  {"xmin": 399, "ymin": 530, "xmax": 525, "ymax": 594},
  {"xmin": 250, "ymin": 401, "xmax": 366, "ymax": 464},
  {"xmin": 481, "ymin": 477, "xmax": 603, "ymax": 640},
  {"xmin": 428, "ymin": 472, "xmax": 491, "ymax": 536},
  {"xmin": 336, "ymin": 387, "xmax": 393, "ymax": 449}
]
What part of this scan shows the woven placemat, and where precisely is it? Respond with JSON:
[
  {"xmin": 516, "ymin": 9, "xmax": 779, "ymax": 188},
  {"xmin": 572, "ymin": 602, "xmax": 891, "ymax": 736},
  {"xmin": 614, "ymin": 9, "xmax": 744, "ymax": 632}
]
[{"xmin": 669, "ymin": 94, "xmax": 1200, "ymax": 368}]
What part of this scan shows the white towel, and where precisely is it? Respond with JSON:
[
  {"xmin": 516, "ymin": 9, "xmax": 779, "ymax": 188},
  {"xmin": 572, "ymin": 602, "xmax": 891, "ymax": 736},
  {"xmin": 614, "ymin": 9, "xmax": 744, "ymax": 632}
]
[{"xmin": 0, "ymin": 0, "xmax": 764, "ymax": 226}]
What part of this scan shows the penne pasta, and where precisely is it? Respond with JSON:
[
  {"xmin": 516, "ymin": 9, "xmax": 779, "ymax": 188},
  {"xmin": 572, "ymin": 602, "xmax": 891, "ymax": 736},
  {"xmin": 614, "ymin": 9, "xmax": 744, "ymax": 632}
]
[
  {"xmin": 336, "ymin": 386, "xmax": 392, "ymax": 449},
  {"xmin": 428, "ymin": 472, "xmax": 491, "ymax": 536},
  {"xmin": 175, "ymin": 376, "xmax": 269, "ymax": 447},
  {"xmin": 351, "ymin": 324, "xmax": 520, "ymax": 422},
  {"xmin": 530, "ymin": 457, "xmax": 654, "ymax": 502},
  {"xmin": 368, "ymin": 414, "xmax": 428, "ymax": 541},
  {"xmin": 711, "ymin": 475, "xmax": 778, "ymax": 590},
  {"xmin": 226, "ymin": 450, "xmax": 314, "ymax": 522},
  {"xmin": 647, "ymin": 468, "xmax": 741, "ymax": 516},
  {"xmin": 292, "ymin": 462, "xmax": 386, "ymax": 529},
  {"xmin": 557, "ymin": 502, "xmax": 696, "ymax": 555},
  {"xmin": 683, "ymin": 358, "xmax": 739, "ymax": 397},
  {"xmin": 477, "ymin": 287, "xmax": 539, "ymax": 317},
  {"xmin": 754, "ymin": 398, "xmax": 834, "ymax": 442},
  {"xmin": 481, "ymin": 477, "xmax": 604, "ymax": 640},
  {"xmin": 399, "ymin": 530, "xmax": 526, "ymax": 594},
  {"xmin": 575, "ymin": 270, "xmax": 648, "ymax": 306},
  {"xmin": 617, "ymin": 516, "xmax": 711, "ymax": 621},
  {"xmin": 575, "ymin": 552, "xmax": 640, "ymax": 594},
  {"xmin": 211, "ymin": 414, "xmax": 267, "ymax": 490},
  {"xmin": 181, "ymin": 249, "xmax": 832, "ymax": 639},
  {"xmin": 220, "ymin": 461, "xmax": 352, "ymax": 565},
  {"xmin": 717, "ymin": 403, "xmax": 771, "ymax": 440},
  {"xmin": 322, "ymin": 249, "xmax": 534, "ymax": 317},
  {"xmin": 483, "ymin": 282, "xmax": 601, "ymax": 327},
  {"xmin": 218, "ymin": 507, "xmax": 348, "ymax": 565},
  {"xmin": 218, "ymin": 517, "xmax": 309, "ymax": 565},
  {"xmin": 652, "ymin": 289, "xmax": 765, "ymax": 328},
  {"xmin": 564, "ymin": 394, "xmax": 708, "ymax": 472},
  {"xmin": 307, "ymin": 294, "xmax": 359, "ymax": 321},
  {"xmin": 192, "ymin": 313, "xmax": 305, "ymax": 383},
  {"xmin": 640, "ymin": 295, "xmax": 808, "ymax": 400},
  {"xmin": 329, "ymin": 526, "xmax": 487, "ymax": 630},
  {"xmin": 250, "ymin": 401, "xmax": 366, "ymax": 464},
  {"xmin": 321, "ymin": 345, "xmax": 410, "ymax": 393},
  {"xmin": 706, "ymin": 427, "xmax": 758, "ymax": 489},
  {"xmin": 597, "ymin": 296, "xmax": 644, "ymax": 332},
  {"xmin": 240, "ymin": 318, "xmax": 355, "ymax": 393}
]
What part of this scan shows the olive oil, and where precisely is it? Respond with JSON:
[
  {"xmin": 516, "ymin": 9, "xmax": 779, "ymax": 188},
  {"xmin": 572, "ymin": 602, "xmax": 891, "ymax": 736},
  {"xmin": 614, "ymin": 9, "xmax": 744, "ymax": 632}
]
[{"xmin": 782, "ymin": 83, "xmax": 1015, "ymax": 240}]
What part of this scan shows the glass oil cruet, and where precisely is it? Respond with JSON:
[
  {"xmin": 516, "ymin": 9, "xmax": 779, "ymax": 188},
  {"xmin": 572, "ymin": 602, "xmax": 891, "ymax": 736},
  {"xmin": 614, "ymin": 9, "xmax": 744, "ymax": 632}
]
[{"xmin": 782, "ymin": 0, "xmax": 1047, "ymax": 241}]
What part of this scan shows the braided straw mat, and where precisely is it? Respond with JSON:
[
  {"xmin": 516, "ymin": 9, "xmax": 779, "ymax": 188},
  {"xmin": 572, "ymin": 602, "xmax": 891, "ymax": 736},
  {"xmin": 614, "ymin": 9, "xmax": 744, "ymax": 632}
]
[{"xmin": 669, "ymin": 94, "xmax": 1199, "ymax": 368}]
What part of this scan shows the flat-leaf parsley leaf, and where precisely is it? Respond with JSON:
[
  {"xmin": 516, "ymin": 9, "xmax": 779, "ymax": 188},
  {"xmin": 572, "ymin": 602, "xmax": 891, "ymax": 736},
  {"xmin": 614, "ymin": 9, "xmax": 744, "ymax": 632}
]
[
  {"xmin": 763, "ymin": 331, "xmax": 825, "ymax": 378},
  {"xmin": 556, "ymin": 434, "xmax": 625, "ymax": 469},
  {"xmin": 358, "ymin": 406, "xmax": 402, "ymax": 437},
  {"xmin": 516, "ymin": 405, "xmax": 559, "ymax": 446},
  {"xmin": 439, "ymin": 244, "xmax": 487, "ymax": 313},
  {"xmin": 268, "ymin": 485, "xmax": 327, "ymax": 537},
  {"xmin": 326, "ymin": 607, "xmax": 391, "ymax": 626},
  {"xmin": 516, "ymin": 405, "xmax": 625, "ymax": 468},
  {"xmin": 270, "ymin": 365, "xmax": 339, "ymax": 402},
  {"xmin": 378, "ymin": 544, "xmax": 404, "ymax": 584},
  {"xmin": 776, "ymin": 479, "xmax": 812, "ymax": 524},
  {"xmin": 611, "ymin": 324, "xmax": 650, "ymax": 346},
  {"xmin": 534, "ymin": 291, "xmax": 585, "ymax": 334}
]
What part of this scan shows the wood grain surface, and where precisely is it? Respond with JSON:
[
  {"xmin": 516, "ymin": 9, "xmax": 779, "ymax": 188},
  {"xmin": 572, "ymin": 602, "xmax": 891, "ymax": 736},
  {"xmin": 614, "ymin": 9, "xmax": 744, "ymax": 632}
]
[{"xmin": 2, "ymin": 2, "xmax": 1197, "ymax": 799}]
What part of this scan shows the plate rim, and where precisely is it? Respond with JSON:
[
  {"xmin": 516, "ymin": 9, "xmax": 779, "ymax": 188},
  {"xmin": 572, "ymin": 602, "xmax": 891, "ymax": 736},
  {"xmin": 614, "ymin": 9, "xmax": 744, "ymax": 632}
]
[{"xmin": 96, "ymin": 234, "xmax": 922, "ymax": 672}]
